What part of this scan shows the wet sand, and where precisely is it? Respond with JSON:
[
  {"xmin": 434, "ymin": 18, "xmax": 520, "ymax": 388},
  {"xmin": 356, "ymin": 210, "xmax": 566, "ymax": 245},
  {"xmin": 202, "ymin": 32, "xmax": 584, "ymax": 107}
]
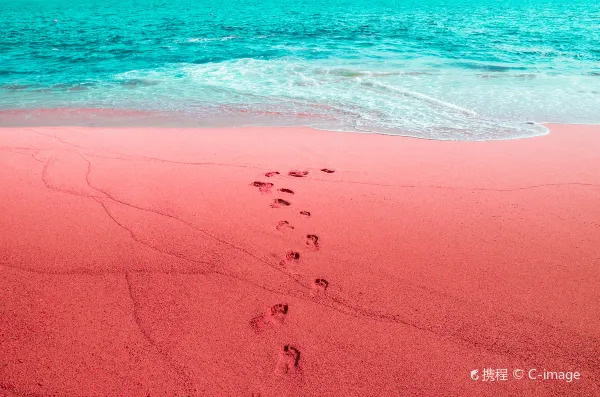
[{"xmin": 1, "ymin": 124, "xmax": 599, "ymax": 396}]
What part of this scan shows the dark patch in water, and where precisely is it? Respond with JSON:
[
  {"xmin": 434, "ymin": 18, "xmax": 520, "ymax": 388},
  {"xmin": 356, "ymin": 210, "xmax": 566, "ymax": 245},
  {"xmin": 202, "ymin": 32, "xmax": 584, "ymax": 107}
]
[
  {"xmin": 0, "ymin": 70, "xmax": 35, "ymax": 76},
  {"xmin": 455, "ymin": 62, "xmax": 527, "ymax": 72},
  {"xmin": 50, "ymin": 82, "xmax": 95, "ymax": 92},
  {"xmin": 68, "ymin": 85, "xmax": 89, "ymax": 92},
  {"xmin": 121, "ymin": 79, "xmax": 160, "ymax": 88},
  {"xmin": 1, "ymin": 84, "xmax": 33, "ymax": 91}
]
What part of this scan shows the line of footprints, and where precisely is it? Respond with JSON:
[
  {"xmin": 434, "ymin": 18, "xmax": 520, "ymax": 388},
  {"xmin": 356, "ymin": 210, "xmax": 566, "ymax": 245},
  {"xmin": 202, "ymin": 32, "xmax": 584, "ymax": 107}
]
[{"xmin": 249, "ymin": 168, "xmax": 335, "ymax": 376}]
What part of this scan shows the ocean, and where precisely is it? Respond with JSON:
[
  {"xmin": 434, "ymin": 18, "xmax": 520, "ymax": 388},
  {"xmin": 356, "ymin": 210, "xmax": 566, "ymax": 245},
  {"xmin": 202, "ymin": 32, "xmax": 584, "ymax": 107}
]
[{"xmin": 1, "ymin": 0, "xmax": 599, "ymax": 140}]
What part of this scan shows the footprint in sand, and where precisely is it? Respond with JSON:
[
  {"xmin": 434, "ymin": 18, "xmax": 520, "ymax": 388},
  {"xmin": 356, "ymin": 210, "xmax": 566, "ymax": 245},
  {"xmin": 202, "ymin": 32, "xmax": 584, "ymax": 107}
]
[
  {"xmin": 312, "ymin": 278, "xmax": 329, "ymax": 296},
  {"xmin": 299, "ymin": 210, "xmax": 311, "ymax": 217},
  {"xmin": 250, "ymin": 303, "xmax": 289, "ymax": 333},
  {"xmin": 270, "ymin": 303, "xmax": 289, "ymax": 323},
  {"xmin": 305, "ymin": 234, "xmax": 320, "ymax": 251},
  {"xmin": 320, "ymin": 168, "xmax": 335, "ymax": 173},
  {"xmin": 271, "ymin": 198, "xmax": 291, "ymax": 208},
  {"xmin": 285, "ymin": 251, "xmax": 300, "ymax": 261},
  {"xmin": 265, "ymin": 171, "xmax": 280, "ymax": 177},
  {"xmin": 279, "ymin": 251, "xmax": 300, "ymax": 274},
  {"xmin": 288, "ymin": 170, "xmax": 309, "ymax": 178},
  {"xmin": 275, "ymin": 345, "xmax": 301, "ymax": 374},
  {"xmin": 276, "ymin": 220, "xmax": 294, "ymax": 231},
  {"xmin": 251, "ymin": 181, "xmax": 274, "ymax": 193},
  {"xmin": 278, "ymin": 188, "xmax": 294, "ymax": 194}
]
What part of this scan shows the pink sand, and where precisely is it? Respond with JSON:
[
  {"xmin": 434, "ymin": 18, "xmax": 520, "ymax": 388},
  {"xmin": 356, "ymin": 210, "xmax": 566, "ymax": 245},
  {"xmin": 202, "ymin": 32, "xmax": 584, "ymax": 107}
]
[{"xmin": 1, "ymin": 124, "xmax": 599, "ymax": 396}]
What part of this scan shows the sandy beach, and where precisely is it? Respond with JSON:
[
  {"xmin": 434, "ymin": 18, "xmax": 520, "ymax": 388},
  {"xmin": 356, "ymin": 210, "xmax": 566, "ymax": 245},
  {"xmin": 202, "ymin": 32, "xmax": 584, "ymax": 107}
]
[{"xmin": 1, "ymin": 124, "xmax": 599, "ymax": 396}]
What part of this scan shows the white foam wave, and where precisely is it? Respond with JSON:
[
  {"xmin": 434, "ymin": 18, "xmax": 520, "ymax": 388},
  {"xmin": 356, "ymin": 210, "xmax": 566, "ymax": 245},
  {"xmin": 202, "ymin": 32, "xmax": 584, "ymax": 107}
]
[
  {"xmin": 104, "ymin": 57, "xmax": 596, "ymax": 140},
  {"xmin": 183, "ymin": 36, "xmax": 240, "ymax": 43},
  {"xmin": 366, "ymin": 81, "xmax": 479, "ymax": 117}
]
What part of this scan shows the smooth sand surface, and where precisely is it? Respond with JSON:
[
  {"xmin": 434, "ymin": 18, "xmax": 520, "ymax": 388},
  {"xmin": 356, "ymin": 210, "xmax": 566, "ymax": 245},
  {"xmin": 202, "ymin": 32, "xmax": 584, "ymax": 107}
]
[{"xmin": 1, "ymin": 124, "xmax": 599, "ymax": 396}]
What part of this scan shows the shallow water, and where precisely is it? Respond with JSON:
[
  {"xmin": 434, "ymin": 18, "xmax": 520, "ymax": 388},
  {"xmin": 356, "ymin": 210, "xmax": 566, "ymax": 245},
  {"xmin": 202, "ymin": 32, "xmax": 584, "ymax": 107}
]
[{"xmin": 1, "ymin": 0, "xmax": 599, "ymax": 139}]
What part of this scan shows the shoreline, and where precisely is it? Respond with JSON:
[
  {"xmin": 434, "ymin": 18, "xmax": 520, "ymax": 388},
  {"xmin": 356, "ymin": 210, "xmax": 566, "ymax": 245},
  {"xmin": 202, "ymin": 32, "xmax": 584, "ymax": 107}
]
[
  {"xmin": 1, "ymin": 123, "xmax": 599, "ymax": 396},
  {"xmin": 0, "ymin": 107, "xmax": 553, "ymax": 141}
]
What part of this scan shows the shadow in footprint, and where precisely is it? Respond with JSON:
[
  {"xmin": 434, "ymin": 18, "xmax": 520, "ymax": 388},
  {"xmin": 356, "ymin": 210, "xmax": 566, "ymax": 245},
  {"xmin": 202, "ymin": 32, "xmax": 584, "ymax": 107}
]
[
  {"xmin": 278, "ymin": 188, "xmax": 294, "ymax": 194},
  {"xmin": 288, "ymin": 170, "xmax": 309, "ymax": 178},
  {"xmin": 276, "ymin": 220, "xmax": 294, "ymax": 231},
  {"xmin": 270, "ymin": 303, "xmax": 289, "ymax": 323},
  {"xmin": 251, "ymin": 181, "xmax": 274, "ymax": 193},
  {"xmin": 275, "ymin": 345, "xmax": 301, "ymax": 375},
  {"xmin": 312, "ymin": 278, "xmax": 329, "ymax": 296},
  {"xmin": 284, "ymin": 345, "xmax": 301, "ymax": 367},
  {"xmin": 306, "ymin": 234, "xmax": 320, "ymax": 251},
  {"xmin": 320, "ymin": 168, "xmax": 335, "ymax": 173},
  {"xmin": 250, "ymin": 303, "xmax": 289, "ymax": 333},
  {"xmin": 271, "ymin": 198, "xmax": 291, "ymax": 208},
  {"xmin": 299, "ymin": 211, "xmax": 311, "ymax": 217},
  {"xmin": 279, "ymin": 251, "xmax": 300, "ymax": 275},
  {"xmin": 265, "ymin": 171, "xmax": 280, "ymax": 177},
  {"xmin": 285, "ymin": 251, "xmax": 300, "ymax": 261}
]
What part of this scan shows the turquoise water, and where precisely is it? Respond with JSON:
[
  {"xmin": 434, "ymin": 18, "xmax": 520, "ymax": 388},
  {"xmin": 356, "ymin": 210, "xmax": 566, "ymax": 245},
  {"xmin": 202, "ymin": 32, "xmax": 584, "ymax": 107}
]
[{"xmin": 1, "ymin": 0, "xmax": 599, "ymax": 139}]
